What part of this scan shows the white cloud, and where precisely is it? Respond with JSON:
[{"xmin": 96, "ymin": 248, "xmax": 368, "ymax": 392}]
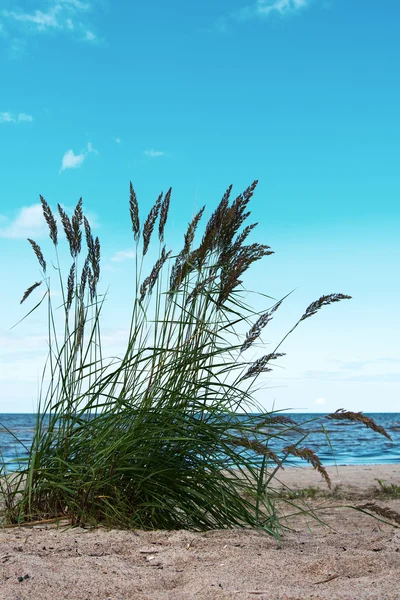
[
  {"xmin": 332, "ymin": 357, "xmax": 400, "ymax": 371},
  {"xmin": 59, "ymin": 142, "xmax": 97, "ymax": 172},
  {"xmin": 0, "ymin": 112, "xmax": 15, "ymax": 123},
  {"xmin": 18, "ymin": 113, "xmax": 33, "ymax": 122},
  {"xmin": 314, "ymin": 397, "xmax": 326, "ymax": 405},
  {"xmin": 110, "ymin": 249, "xmax": 136, "ymax": 263},
  {"xmin": 59, "ymin": 149, "xmax": 86, "ymax": 172},
  {"xmin": 0, "ymin": 204, "xmax": 47, "ymax": 239},
  {"xmin": 1, "ymin": 0, "xmax": 97, "ymax": 44},
  {"xmin": 213, "ymin": 0, "xmax": 311, "ymax": 31},
  {"xmin": 87, "ymin": 141, "xmax": 98, "ymax": 154},
  {"xmin": 256, "ymin": 0, "xmax": 308, "ymax": 17},
  {"xmin": 59, "ymin": 0, "xmax": 90, "ymax": 9},
  {"xmin": 0, "ymin": 111, "xmax": 33, "ymax": 123},
  {"xmin": 2, "ymin": 9, "xmax": 59, "ymax": 31},
  {"xmin": 84, "ymin": 29, "xmax": 96, "ymax": 41},
  {"xmin": 144, "ymin": 149, "xmax": 164, "ymax": 158}
]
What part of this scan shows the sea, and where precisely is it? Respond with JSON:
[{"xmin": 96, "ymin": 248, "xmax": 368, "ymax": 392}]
[{"xmin": 0, "ymin": 413, "xmax": 399, "ymax": 472}]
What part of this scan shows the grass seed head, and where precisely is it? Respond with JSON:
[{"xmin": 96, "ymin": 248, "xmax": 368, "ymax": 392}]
[
  {"xmin": 143, "ymin": 192, "xmax": 162, "ymax": 256},
  {"xmin": 241, "ymin": 300, "xmax": 283, "ymax": 352},
  {"xmin": 80, "ymin": 257, "xmax": 90, "ymax": 299},
  {"xmin": 220, "ymin": 222, "xmax": 259, "ymax": 269},
  {"xmin": 169, "ymin": 207, "xmax": 205, "ymax": 293},
  {"xmin": 183, "ymin": 206, "xmax": 205, "ymax": 256},
  {"xmin": 218, "ymin": 243, "xmax": 273, "ymax": 306},
  {"xmin": 83, "ymin": 218, "xmax": 100, "ymax": 296},
  {"xmin": 40, "ymin": 195, "xmax": 58, "ymax": 246},
  {"xmin": 300, "ymin": 293, "xmax": 352, "ymax": 322},
  {"xmin": 27, "ymin": 238, "xmax": 46, "ymax": 272},
  {"xmin": 58, "ymin": 205, "xmax": 76, "ymax": 257},
  {"xmin": 129, "ymin": 182, "xmax": 140, "ymax": 242},
  {"xmin": 284, "ymin": 445, "xmax": 331, "ymax": 488},
  {"xmin": 140, "ymin": 246, "xmax": 172, "ymax": 302},
  {"xmin": 229, "ymin": 436, "xmax": 282, "ymax": 467},
  {"xmin": 74, "ymin": 308, "xmax": 85, "ymax": 354},
  {"xmin": 185, "ymin": 275, "xmax": 217, "ymax": 306},
  {"xmin": 257, "ymin": 415, "xmax": 297, "ymax": 427},
  {"xmin": 88, "ymin": 268, "xmax": 96, "ymax": 301},
  {"xmin": 326, "ymin": 409, "xmax": 392, "ymax": 440},
  {"xmin": 20, "ymin": 281, "xmax": 42, "ymax": 304},
  {"xmin": 240, "ymin": 352, "xmax": 285, "ymax": 382},
  {"xmin": 93, "ymin": 236, "xmax": 100, "ymax": 281},
  {"xmin": 67, "ymin": 263, "xmax": 75, "ymax": 311},
  {"xmin": 71, "ymin": 198, "xmax": 83, "ymax": 256},
  {"xmin": 196, "ymin": 185, "xmax": 232, "ymax": 264},
  {"xmin": 218, "ymin": 180, "xmax": 258, "ymax": 254},
  {"xmin": 84, "ymin": 216, "xmax": 94, "ymax": 255},
  {"xmin": 356, "ymin": 502, "xmax": 400, "ymax": 525},
  {"xmin": 158, "ymin": 187, "xmax": 171, "ymax": 242}
]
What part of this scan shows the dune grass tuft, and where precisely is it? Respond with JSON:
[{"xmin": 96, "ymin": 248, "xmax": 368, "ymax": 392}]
[{"xmin": 0, "ymin": 181, "xmax": 391, "ymax": 534}]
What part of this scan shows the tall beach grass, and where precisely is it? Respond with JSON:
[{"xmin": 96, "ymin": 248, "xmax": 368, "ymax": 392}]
[{"xmin": 0, "ymin": 181, "xmax": 391, "ymax": 535}]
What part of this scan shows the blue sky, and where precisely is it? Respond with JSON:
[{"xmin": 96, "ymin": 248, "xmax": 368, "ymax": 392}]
[{"xmin": 0, "ymin": 0, "xmax": 399, "ymax": 413}]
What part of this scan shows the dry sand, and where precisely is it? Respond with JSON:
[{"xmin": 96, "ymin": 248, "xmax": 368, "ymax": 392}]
[{"xmin": 1, "ymin": 464, "xmax": 399, "ymax": 600}]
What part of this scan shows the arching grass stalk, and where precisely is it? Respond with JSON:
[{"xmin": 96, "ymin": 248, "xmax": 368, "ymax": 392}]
[{"xmin": 1, "ymin": 180, "xmax": 391, "ymax": 534}]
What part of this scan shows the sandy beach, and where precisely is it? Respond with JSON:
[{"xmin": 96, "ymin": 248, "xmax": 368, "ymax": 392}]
[{"xmin": 1, "ymin": 464, "xmax": 399, "ymax": 600}]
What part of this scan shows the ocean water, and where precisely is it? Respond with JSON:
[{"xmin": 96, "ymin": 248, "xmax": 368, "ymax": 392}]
[{"xmin": 0, "ymin": 413, "xmax": 399, "ymax": 472}]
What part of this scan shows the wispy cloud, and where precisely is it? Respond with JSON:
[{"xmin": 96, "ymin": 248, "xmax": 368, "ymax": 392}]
[
  {"xmin": 332, "ymin": 357, "xmax": 400, "ymax": 371},
  {"xmin": 110, "ymin": 249, "xmax": 136, "ymax": 263},
  {"xmin": 1, "ymin": 0, "xmax": 98, "ymax": 44},
  {"xmin": 302, "ymin": 367, "xmax": 400, "ymax": 384},
  {"xmin": 314, "ymin": 396, "xmax": 326, "ymax": 405},
  {"xmin": 87, "ymin": 141, "xmax": 98, "ymax": 154},
  {"xmin": 144, "ymin": 149, "xmax": 164, "ymax": 158},
  {"xmin": 0, "ymin": 204, "xmax": 47, "ymax": 239},
  {"xmin": 213, "ymin": 0, "xmax": 312, "ymax": 32},
  {"xmin": 0, "ymin": 112, "xmax": 14, "ymax": 123},
  {"xmin": 0, "ymin": 112, "xmax": 33, "ymax": 123},
  {"xmin": 84, "ymin": 29, "xmax": 96, "ymax": 41},
  {"xmin": 59, "ymin": 142, "xmax": 97, "ymax": 172},
  {"xmin": 60, "ymin": 0, "xmax": 91, "ymax": 9},
  {"xmin": 256, "ymin": 0, "xmax": 309, "ymax": 17},
  {"xmin": 60, "ymin": 149, "xmax": 86, "ymax": 171},
  {"xmin": 3, "ymin": 9, "xmax": 59, "ymax": 30},
  {"xmin": 18, "ymin": 112, "xmax": 33, "ymax": 122}
]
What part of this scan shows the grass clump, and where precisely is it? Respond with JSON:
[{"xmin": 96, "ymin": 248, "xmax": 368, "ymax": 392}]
[
  {"xmin": 0, "ymin": 180, "xmax": 391, "ymax": 535},
  {"xmin": 376, "ymin": 480, "xmax": 400, "ymax": 498},
  {"xmin": 278, "ymin": 486, "xmax": 320, "ymax": 501}
]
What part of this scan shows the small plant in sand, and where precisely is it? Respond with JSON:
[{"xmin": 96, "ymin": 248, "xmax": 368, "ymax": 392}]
[
  {"xmin": 278, "ymin": 486, "xmax": 320, "ymax": 501},
  {"xmin": 376, "ymin": 480, "xmax": 400, "ymax": 498},
  {"xmin": 0, "ymin": 181, "xmax": 393, "ymax": 536}
]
